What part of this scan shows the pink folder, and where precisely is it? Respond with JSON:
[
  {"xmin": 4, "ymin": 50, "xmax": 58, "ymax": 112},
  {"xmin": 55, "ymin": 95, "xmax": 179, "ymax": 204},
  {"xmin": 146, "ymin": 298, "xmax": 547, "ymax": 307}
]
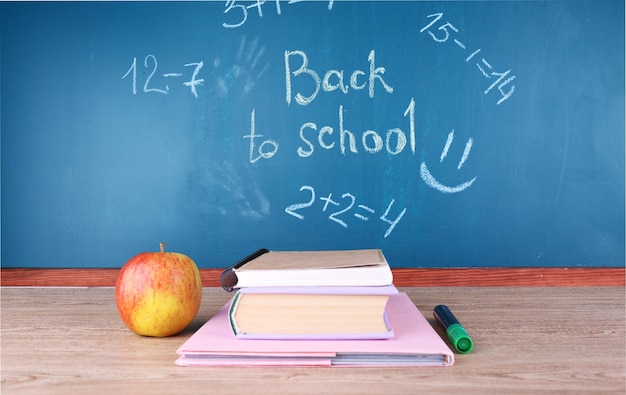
[{"xmin": 176, "ymin": 293, "xmax": 454, "ymax": 367}]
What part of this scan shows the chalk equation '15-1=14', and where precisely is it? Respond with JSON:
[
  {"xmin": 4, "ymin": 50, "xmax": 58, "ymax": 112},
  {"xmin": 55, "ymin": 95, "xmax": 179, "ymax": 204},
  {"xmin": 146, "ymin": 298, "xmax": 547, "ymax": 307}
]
[
  {"xmin": 420, "ymin": 12, "xmax": 516, "ymax": 105},
  {"xmin": 285, "ymin": 185, "xmax": 407, "ymax": 238}
]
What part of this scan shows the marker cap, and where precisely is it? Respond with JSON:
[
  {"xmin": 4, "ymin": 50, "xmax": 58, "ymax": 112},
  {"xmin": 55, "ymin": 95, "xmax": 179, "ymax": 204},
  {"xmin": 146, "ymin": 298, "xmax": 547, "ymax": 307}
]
[{"xmin": 446, "ymin": 323, "xmax": 473, "ymax": 353}]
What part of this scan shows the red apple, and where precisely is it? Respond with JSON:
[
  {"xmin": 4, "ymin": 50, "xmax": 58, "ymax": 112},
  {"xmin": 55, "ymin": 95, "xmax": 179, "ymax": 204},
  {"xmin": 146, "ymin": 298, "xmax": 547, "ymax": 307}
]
[{"xmin": 116, "ymin": 243, "xmax": 202, "ymax": 337}]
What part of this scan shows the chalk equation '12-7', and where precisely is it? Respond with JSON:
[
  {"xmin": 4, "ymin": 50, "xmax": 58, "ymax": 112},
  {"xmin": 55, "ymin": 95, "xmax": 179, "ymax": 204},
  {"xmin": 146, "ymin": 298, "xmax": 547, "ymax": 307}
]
[
  {"xmin": 121, "ymin": 55, "xmax": 205, "ymax": 98},
  {"xmin": 285, "ymin": 185, "xmax": 406, "ymax": 238}
]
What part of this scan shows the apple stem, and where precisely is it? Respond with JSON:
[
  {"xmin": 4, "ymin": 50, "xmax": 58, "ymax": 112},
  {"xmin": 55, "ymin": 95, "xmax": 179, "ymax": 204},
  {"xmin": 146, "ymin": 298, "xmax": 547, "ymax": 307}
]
[{"xmin": 160, "ymin": 242, "xmax": 165, "ymax": 253}]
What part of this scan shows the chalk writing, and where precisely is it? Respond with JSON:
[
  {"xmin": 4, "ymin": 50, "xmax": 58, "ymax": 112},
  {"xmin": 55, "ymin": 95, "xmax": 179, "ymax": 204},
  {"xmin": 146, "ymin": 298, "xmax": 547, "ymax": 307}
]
[
  {"xmin": 420, "ymin": 130, "xmax": 477, "ymax": 193},
  {"xmin": 246, "ymin": 97, "xmax": 416, "ymax": 160},
  {"xmin": 285, "ymin": 185, "xmax": 406, "ymax": 238},
  {"xmin": 244, "ymin": 109, "xmax": 279, "ymax": 163},
  {"xmin": 420, "ymin": 12, "xmax": 516, "ymax": 105},
  {"xmin": 122, "ymin": 49, "xmax": 478, "ymax": 197},
  {"xmin": 285, "ymin": 49, "xmax": 393, "ymax": 106},
  {"xmin": 296, "ymin": 98, "xmax": 414, "ymax": 157},
  {"xmin": 223, "ymin": 0, "xmax": 334, "ymax": 28},
  {"xmin": 122, "ymin": 55, "xmax": 204, "ymax": 97}
]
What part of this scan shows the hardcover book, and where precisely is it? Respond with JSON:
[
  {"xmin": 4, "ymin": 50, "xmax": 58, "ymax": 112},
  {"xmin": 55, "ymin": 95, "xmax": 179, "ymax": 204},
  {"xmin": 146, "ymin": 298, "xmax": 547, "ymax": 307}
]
[
  {"xmin": 220, "ymin": 249, "xmax": 393, "ymax": 291},
  {"xmin": 229, "ymin": 285, "xmax": 398, "ymax": 339}
]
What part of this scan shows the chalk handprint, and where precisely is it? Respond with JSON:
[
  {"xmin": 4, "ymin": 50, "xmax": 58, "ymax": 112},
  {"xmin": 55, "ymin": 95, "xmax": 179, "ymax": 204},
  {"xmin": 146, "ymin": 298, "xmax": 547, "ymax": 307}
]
[
  {"xmin": 214, "ymin": 35, "xmax": 270, "ymax": 96},
  {"xmin": 189, "ymin": 160, "xmax": 270, "ymax": 220}
]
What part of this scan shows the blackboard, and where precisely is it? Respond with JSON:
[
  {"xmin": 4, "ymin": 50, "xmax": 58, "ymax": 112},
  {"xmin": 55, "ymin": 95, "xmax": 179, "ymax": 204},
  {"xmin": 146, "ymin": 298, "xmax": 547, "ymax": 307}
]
[{"xmin": 1, "ymin": 1, "xmax": 624, "ymax": 269}]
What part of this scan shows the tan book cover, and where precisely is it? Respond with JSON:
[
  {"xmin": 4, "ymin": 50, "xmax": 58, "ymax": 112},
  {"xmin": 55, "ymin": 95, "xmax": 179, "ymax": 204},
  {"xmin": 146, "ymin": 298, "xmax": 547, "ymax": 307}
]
[{"xmin": 238, "ymin": 249, "xmax": 386, "ymax": 271}]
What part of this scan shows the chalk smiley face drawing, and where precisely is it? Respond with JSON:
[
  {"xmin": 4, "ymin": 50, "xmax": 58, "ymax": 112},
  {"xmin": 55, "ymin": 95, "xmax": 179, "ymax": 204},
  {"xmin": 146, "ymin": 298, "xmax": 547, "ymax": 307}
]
[{"xmin": 420, "ymin": 130, "xmax": 477, "ymax": 194}]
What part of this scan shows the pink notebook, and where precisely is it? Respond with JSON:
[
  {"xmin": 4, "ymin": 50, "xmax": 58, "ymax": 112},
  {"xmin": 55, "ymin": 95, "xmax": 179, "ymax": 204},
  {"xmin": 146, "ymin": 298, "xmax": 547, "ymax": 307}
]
[{"xmin": 176, "ymin": 293, "xmax": 454, "ymax": 367}]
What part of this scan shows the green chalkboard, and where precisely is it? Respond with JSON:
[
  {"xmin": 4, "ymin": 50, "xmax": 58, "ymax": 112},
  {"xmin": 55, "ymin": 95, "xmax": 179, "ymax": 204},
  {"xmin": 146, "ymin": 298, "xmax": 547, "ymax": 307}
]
[{"xmin": 1, "ymin": 1, "xmax": 624, "ymax": 268}]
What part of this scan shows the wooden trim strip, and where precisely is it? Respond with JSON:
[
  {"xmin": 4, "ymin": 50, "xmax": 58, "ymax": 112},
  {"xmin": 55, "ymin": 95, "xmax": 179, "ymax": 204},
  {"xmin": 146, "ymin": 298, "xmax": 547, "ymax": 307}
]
[{"xmin": 1, "ymin": 267, "xmax": 624, "ymax": 287}]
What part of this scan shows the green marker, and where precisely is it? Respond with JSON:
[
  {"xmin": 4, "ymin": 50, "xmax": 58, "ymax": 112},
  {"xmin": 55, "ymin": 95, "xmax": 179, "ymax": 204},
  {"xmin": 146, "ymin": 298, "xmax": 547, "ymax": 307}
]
[{"xmin": 433, "ymin": 304, "xmax": 474, "ymax": 354}]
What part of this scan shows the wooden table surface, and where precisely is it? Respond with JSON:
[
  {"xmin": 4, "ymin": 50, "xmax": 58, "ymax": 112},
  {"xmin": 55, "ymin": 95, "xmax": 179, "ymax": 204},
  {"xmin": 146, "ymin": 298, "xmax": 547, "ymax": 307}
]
[{"xmin": 2, "ymin": 286, "xmax": 624, "ymax": 394}]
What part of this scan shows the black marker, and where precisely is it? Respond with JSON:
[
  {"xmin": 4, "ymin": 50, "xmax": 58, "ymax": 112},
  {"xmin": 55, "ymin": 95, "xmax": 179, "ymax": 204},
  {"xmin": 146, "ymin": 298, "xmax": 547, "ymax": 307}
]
[
  {"xmin": 219, "ymin": 248, "xmax": 269, "ymax": 292},
  {"xmin": 434, "ymin": 304, "xmax": 474, "ymax": 354}
]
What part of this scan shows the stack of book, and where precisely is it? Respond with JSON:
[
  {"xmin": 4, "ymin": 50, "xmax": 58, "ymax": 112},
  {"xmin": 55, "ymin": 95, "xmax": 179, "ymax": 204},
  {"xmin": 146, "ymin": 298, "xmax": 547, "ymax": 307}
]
[{"xmin": 176, "ymin": 249, "xmax": 454, "ymax": 367}]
